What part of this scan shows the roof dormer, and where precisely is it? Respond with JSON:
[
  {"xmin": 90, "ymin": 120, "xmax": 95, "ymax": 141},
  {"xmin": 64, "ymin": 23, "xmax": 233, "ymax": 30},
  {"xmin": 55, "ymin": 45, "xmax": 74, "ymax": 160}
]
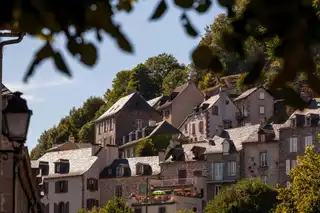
[
  {"xmin": 39, "ymin": 161, "xmax": 49, "ymax": 176},
  {"xmin": 191, "ymin": 146, "xmax": 206, "ymax": 160},
  {"xmin": 305, "ymin": 114, "xmax": 311, "ymax": 127},
  {"xmin": 136, "ymin": 163, "xmax": 152, "ymax": 176},
  {"xmin": 116, "ymin": 164, "xmax": 125, "ymax": 177},
  {"xmin": 222, "ymin": 140, "xmax": 230, "ymax": 155},
  {"xmin": 54, "ymin": 159, "xmax": 69, "ymax": 174}
]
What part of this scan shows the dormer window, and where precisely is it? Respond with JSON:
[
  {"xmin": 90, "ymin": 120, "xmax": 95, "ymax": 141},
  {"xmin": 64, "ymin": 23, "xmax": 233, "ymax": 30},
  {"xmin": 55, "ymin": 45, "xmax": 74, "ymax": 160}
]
[
  {"xmin": 116, "ymin": 165, "xmax": 124, "ymax": 177},
  {"xmin": 222, "ymin": 141, "xmax": 230, "ymax": 155},
  {"xmin": 260, "ymin": 134, "xmax": 266, "ymax": 142},
  {"xmin": 305, "ymin": 116, "xmax": 311, "ymax": 126},
  {"xmin": 139, "ymin": 165, "xmax": 144, "ymax": 175},
  {"xmin": 291, "ymin": 117, "xmax": 296, "ymax": 128},
  {"xmin": 39, "ymin": 161, "xmax": 49, "ymax": 176},
  {"xmin": 54, "ymin": 159, "xmax": 69, "ymax": 174},
  {"xmin": 136, "ymin": 163, "xmax": 152, "ymax": 176}
]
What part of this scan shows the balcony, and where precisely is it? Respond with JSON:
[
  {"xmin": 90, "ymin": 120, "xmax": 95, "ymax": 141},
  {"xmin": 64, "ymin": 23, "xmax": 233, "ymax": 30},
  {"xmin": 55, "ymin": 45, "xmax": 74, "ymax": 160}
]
[{"xmin": 151, "ymin": 178, "xmax": 195, "ymax": 188}]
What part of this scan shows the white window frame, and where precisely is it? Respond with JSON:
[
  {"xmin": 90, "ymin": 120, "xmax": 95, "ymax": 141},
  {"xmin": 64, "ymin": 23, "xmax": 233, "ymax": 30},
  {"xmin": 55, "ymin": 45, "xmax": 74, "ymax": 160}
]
[
  {"xmin": 305, "ymin": 135, "xmax": 313, "ymax": 150},
  {"xmin": 289, "ymin": 137, "xmax": 298, "ymax": 152},
  {"xmin": 259, "ymin": 92, "xmax": 265, "ymax": 100},
  {"xmin": 214, "ymin": 162, "xmax": 223, "ymax": 181},
  {"xmin": 136, "ymin": 119, "xmax": 143, "ymax": 129},
  {"xmin": 261, "ymin": 175, "xmax": 268, "ymax": 184},
  {"xmin": 260, "ymin": 152, "xmax": 268, "ymax": 167},
  {"xmin": 116, "ymin": 166, "xmax": 124, "ymax": 177},
  {"xmin": 305, "ymin": 116, "xmax": 311, "ymax": 126},
  {"xmin": 214, "ymin": 185, "xmax": 221, "ymax": 196},
  {"xmin": 227, "ymin": 161, "xmax": 236, "ymax": 176},
  {"xmin": 286, "ymin": 159, "xmax": 291, "ymax": 175},
  {"xmin": 260, "ymin": 134, "xmax": 266, "ymax": 142},
  {"xmin": 259, "ymin": 106, "xmax": 265, "ymax": 114}
]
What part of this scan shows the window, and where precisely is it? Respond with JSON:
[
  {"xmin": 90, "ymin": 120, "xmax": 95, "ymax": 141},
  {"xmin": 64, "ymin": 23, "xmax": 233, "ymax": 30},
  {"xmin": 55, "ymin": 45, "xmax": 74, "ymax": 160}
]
[
  {"xmin": 86, "ymin": 199, "xmax": 99, "ymax": 210},
  {"xmin": 259, "ymin": 92, "xmax": 265, "ymax": 100},
  {"xmin": 58, "ymin": 202, "xmax": 65, "ymax": 213},
  {"xmin": 214, "ymin": 185, "xmax": 221, "ymax": 196},
  {"xmin": 104, "ymin": 121, "xmax": 107, "ymax": 132},
  {"xmin": 134, "ymin": 208, "xmax": 142, "ymax": 213},
  {"xmin": 87, "ymin": 178, "xmax": 98, "ymax": 191},
  {"xmin": 227, "ymin": 161, "xmax": 236, "ymax": 176},
  {"xmin": 106, "ymin": 120, "xmax": 110, "ymax": 131},
  {"xmin": 223, "ymin": 120, "xmax": 232, "ymax": 129},
  {"xmin": 199, "ymin": 121, "xmax": 204, "ymax": 133},
  {"xmin": 192, "ymin": 123, "xmax": 196, "ymax": 134},
  {"xmin": 260, "ymin": 152, "xmax": 268, "ymax": 167},
  {"xmin": 139, "ymin": 184, "xmax": 147, "ymax": 195},
  {"xmin": 259, "ymin": 106, "xmax": 265, "ymax": 114},
  {"xmin": 136, "ymin": 119, "xmax": 142, "ymax": 129},
  {"xmin": 291, "ymin": 160, "xmax": 297, "ymax": 169},
  {"xmin": 222, "ymin": 141, "xmax": 230, "ymax": 154},
  {"xmin": 159, "ymin": 207, "xmax": 166, "ymax": 213},
  {"xmin": 164, "ymin": 110, "xmax": 170, "ymax": 118},
  {"xmin": 178, "ymin": 169, "xmax": 187, "ymax": 184},
  {"xmin": 289, "ymin": 137, "xmax": 298, "ymax": 152},
  {"xmin": 55, "ymin": 181, "xmax": 68, "ymax": 193},
  {"xmin": 305, "ymin": 116, "xmax": 311, "ymax": 126},
  {"xmin": 291, "ymin": 118, "xmax": 296, "ymax": 127},
  {"xmin": 261, "ymin": 175, "xmax": 268, "ymax": 184},
  {"xmin": 55, "ymin": 164, "xmax": 61, "ymax": 173},
  {"xmin": 260, "ymin": 134, "xmax": 266, "ymax": 142},
  {"xmin": 286, "ymin": 159, "xmax": 291, "ymax": 175},
  {"xmin": 214, "ymin": 162, "xmax": 223, "ymax": 180},
  {"xmin": 305, "ymin": 136, "xmax": 313, "ymax": 149},
  {"xmin": 115, "ymin": 185, "xmax": 122, "ymax": 197},
  {"xmin": 212, "ymin": 106, "xmax": 219, "ymax": 115},
  {"xmin": 98, "ymin": 123, "xmax": 101, "ymax": 134},
  {"xmin": 111, "ymin": 118, "xmax": 115, "ymax": 130},
  {"xmin": 116, "ymin": 166, "xmax": 124, "ymax": 177},
  {"xmin": 184, "ymin": 124, "xmax": 188, "ymax": 133},
  {"xmin": 44, "ymin": 182, "xmax": 49, "ymax": 194}
]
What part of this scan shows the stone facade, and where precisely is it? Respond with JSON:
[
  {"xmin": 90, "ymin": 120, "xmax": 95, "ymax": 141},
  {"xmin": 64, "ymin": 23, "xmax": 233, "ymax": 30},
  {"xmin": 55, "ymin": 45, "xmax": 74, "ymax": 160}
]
[
  {"xmin": 234, "ymin": 87, "xmax": 274, "ymax": 125},
  {"xmin": 160, "ymin": 161, "xmax": 208, "ymax": 180}
]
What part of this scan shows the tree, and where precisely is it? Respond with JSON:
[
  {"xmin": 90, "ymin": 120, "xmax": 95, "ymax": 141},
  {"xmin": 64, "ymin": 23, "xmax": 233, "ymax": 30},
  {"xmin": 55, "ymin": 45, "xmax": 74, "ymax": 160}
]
[
  {"xmin": 77, "ymin": 198, "xmax": 132, "ymax": 213},
  {"xmin": 162, "ymin": 68, "xmax": 188, "ymax": 94},
  {"xmin": 275, "ymin": 147, "xmax": 320, "ymax": 213},
  {"xmin": 205, "ymin": 180, "xmax": 278, "ymax": 213},
  {"xmin": 78, "ymin": 121, "xmax": 94, "ymax": 143},
  {"xmin": 136, "ymin": 138, "xmax": 156, "ymax": 157}
]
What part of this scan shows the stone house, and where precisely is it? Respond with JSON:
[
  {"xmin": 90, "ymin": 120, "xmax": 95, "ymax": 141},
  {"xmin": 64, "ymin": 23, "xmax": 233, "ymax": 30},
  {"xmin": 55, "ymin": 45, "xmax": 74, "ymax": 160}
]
[
  {"xmin": 31, "ymin": 143, "xmax": 118, "ymax": 213},
  {"xmin": 277, "ymin": 109, "xmax": 320, "ymax": 187},
  {"xmin": 0, "ymin": 141, "xmax": 42, "ymax": 213},
  {"xmin": 148, "ymin": 79, "xmax": 204, "ymax": 128},
  {"xmin": 94, "ymin": 92, "xmax": 162, "ymax": 147},
  {"xmin": 233, "ymin": 87, "xmax": 274, "ymax": 126},
  {"xmin": 99, "ymin": 156, "xmax": 161, "ymax": 208},
  {"xmin": 118, "ymin": 121, "xmax": 181, "ymax": 158},
  {"xmin": 179, "ymin": 88, "xmax": 239, "ymax": 141}
]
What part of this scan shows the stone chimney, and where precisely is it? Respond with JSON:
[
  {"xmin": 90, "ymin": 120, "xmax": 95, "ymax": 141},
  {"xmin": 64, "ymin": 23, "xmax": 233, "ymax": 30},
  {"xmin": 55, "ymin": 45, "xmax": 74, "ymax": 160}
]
[{"xmin": 158, "ymin": 150, "xmax": 166, "ymax": 163}]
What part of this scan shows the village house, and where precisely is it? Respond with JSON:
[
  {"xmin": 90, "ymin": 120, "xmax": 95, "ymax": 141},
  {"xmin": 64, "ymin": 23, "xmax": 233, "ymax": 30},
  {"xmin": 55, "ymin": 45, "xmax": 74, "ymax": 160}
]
[
  {"xmin": 233, "ymin": 86, "xmax": 274, "ymax": 126},
  {"xmin": 148, "ymin": 78, "xmax": 204, "ymax": 128},
  {"xmin": 118, "ymin": 120, "xmax": 181, "ymax": 158},
  {"xmin": 31, "ymin": 140, "xmax": 118, "ymax": 213},
  {"xmin": 277, "ymin": 109, "xmax": 320, "ymax": 187},
  {"xmin": 179, "ymin": 87, "xmax": 239, "ymax": 141},
  {"xmin": 94, "ymin": 92, "xmax": 162, "ymax": 147}
]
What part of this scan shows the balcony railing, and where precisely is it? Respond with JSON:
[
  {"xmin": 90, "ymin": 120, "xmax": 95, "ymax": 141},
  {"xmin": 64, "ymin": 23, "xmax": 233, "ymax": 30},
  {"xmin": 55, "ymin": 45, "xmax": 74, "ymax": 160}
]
[{"xmin": 152, "ymin": 178, "xmax": 195, "ymax": 188}]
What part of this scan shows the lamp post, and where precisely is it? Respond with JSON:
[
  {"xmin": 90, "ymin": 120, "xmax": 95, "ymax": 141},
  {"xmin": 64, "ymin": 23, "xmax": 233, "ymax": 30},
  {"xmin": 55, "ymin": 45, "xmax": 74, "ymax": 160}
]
[{"xmin": 0, "ymin": 91, "xmax": 33, "ymax": 213}]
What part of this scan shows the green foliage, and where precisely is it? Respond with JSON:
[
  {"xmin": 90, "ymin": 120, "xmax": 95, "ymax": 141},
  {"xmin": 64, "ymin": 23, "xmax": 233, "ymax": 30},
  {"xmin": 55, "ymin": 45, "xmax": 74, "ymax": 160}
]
[
  {"xmin": 136, "ymin": 138, "xmax": 156, "ymax": 157},
  {"xmin": 275, "ymin": 147, "xmax": 320, "ymax": 213},
  {"xmin": 162, "ymin": 68, "xmax": 188, "ymax": 94},
  {"xmin": 77, "ymin": 198, "xmax": 132, "ymax": 213},
  {"xmin": 205, "ymin": 180, "xmax": 278, "ymax": 213}
]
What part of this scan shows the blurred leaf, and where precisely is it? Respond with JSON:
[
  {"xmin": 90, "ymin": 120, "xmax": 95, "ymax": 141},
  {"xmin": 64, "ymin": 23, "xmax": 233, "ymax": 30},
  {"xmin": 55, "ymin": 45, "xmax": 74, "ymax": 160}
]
[
  {"xmin": 192, "ymin": 45, "xmax": 213, "ymax": 69},
  {"xmin": 149, "ymin": 0, "xmax": 168, "ymax": 20},
  {"xmin": 195, "ymin": 0, "xmax": 212, "ymax": 13},
  {"xmin": 174, "ymin": 0, "xmax": 194, "ymax": 9},
  {"xmin": 243, "ymin": 54, "xmax": 265, "ymax": 85},
  {"xmin": 117, "ymin": 31, "xmax": 134, "ymax": 53},
  {"xmin": 53, "ymin": 52, "xmax": 71, "ymax": 77},
  {"xmin": 23, "ymin": 43, "xmax": 54, "ymax": 82},
  {"xmin": 116, "ymin": 0, "xmax": 133, "ymax": 12},
  {"xmin": 280, "ymin": 86, "xmax": 307, "ymax": 109},
  {"xmin": 80, "ymin": 43, "xmax": 97, "ymax": 66},
  {"xmin": 181, "ymin": 13, "xmax": 198, "ymax": 37}
]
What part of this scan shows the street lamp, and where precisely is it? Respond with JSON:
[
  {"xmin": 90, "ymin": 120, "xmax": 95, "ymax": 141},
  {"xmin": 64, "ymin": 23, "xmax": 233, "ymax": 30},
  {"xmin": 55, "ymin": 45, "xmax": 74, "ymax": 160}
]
[{"xmin": 2, "ymin": 91, "xmax": 32, "ymax": 143}]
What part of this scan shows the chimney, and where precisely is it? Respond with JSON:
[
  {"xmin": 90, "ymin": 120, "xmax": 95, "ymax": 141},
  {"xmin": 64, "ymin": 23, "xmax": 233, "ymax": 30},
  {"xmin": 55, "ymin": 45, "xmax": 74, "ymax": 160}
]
[
  {"xmin": 68, "ymin": 135, "xmax": 75, "ymax": 143},
  {"xmin": 215, "ymin": 125, "xmax": 224, "ymax": 136},
  {"xmin": 158, "ymin": 150, "xmax": 165, "ymax": 163}
]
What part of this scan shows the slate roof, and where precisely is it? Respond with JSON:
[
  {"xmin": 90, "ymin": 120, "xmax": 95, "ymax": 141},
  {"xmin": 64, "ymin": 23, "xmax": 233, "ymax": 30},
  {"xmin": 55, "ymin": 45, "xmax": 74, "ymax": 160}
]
[
  {"xmin": 95, "ymin": 92, "xmax": 136, "ymax": 121},
  {"xmin": 99, "ymin": 156, "xmax": 160, "ymax": 178},
  {"xmin": 31, "ymin": 148, "xmax": 97, "ymax": 178},
  {"xmin": 147, "ymin": 96, "xmax": 163, "ymax": 107},
  {"xmin": 233, "ymin": 87, "xmax": 259, "ymax": 101},
  {"xmin": 2, "ymin": 84, "xmax": 12, "ymax": 96},
  {"xmin": 119, "ymin": 121, "xmax": 181, "ymax": 149},
  {"xmin": 156, "ymin": 83, "xmax": 189, "ymax": 110},
  {"xmin": 279, "ymin": 108, "xmax": 320, "ymax": 128},
  {"xmin": 46, "ymin": 142, "xmax": 93, "ymax": 152}
]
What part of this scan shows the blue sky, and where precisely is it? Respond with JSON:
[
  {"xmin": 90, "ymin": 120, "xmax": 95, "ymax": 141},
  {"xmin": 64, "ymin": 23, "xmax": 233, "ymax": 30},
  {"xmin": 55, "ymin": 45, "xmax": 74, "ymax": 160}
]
[{"xmin": 3, "ymin": 1, "xmax": 224, "ymax": 151}]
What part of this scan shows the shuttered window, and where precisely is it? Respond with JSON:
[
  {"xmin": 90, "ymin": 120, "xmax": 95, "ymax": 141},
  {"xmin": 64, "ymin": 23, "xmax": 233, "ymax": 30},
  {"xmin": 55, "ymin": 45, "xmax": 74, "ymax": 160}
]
[
  {"xmin": 55, "ymin": 181, "xmax": 68, "ymax": 193},
  {"xmin": 54, "ymin": 202, "xmax": 69, "ymax": 213},
  {"xmin": 87, "ymin": 178, "xmax": 98, "ymax": 191}
]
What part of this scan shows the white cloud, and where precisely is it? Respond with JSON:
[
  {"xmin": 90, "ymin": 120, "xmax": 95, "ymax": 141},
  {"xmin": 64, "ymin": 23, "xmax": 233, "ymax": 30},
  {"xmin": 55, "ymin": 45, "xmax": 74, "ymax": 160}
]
[
  {"xmin": 5, "ymin": 77, "xmax": 74, "ymax": 92},
  {"xmin": 21, "ymin": 94, "xmax": 45, "ymax": 103}
]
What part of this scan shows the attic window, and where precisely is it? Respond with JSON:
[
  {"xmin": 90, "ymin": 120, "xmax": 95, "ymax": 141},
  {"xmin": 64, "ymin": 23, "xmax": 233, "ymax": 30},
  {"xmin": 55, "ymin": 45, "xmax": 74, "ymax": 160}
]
[
  {"xmin": 116, "ymin": 166, "xmax": 124, "ymax": 177},
  {"xmin": 305, "ymin": 116, "xmax": 311, "ymax": 126},
  {"xmin": 222, "ymin": 141, "xmax": 230, "ymax": 155},
  {"xmin": 54, "ymin": 159, "xmax": 69, "ymax": 174}
]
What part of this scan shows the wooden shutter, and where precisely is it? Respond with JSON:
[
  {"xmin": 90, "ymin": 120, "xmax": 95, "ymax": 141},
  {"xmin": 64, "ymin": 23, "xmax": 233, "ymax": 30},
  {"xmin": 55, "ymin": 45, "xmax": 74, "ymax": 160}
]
[
  {"xmin": 65, "ymin": 202, "xmax": 69, "ymax": 213},
  {"xmin": 55, "ymin": 182, "xmax": 59, "ymax": 193},
  {"xmin": 54, "ymin": 203, "xmax": 58, "ymax": 213}
]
